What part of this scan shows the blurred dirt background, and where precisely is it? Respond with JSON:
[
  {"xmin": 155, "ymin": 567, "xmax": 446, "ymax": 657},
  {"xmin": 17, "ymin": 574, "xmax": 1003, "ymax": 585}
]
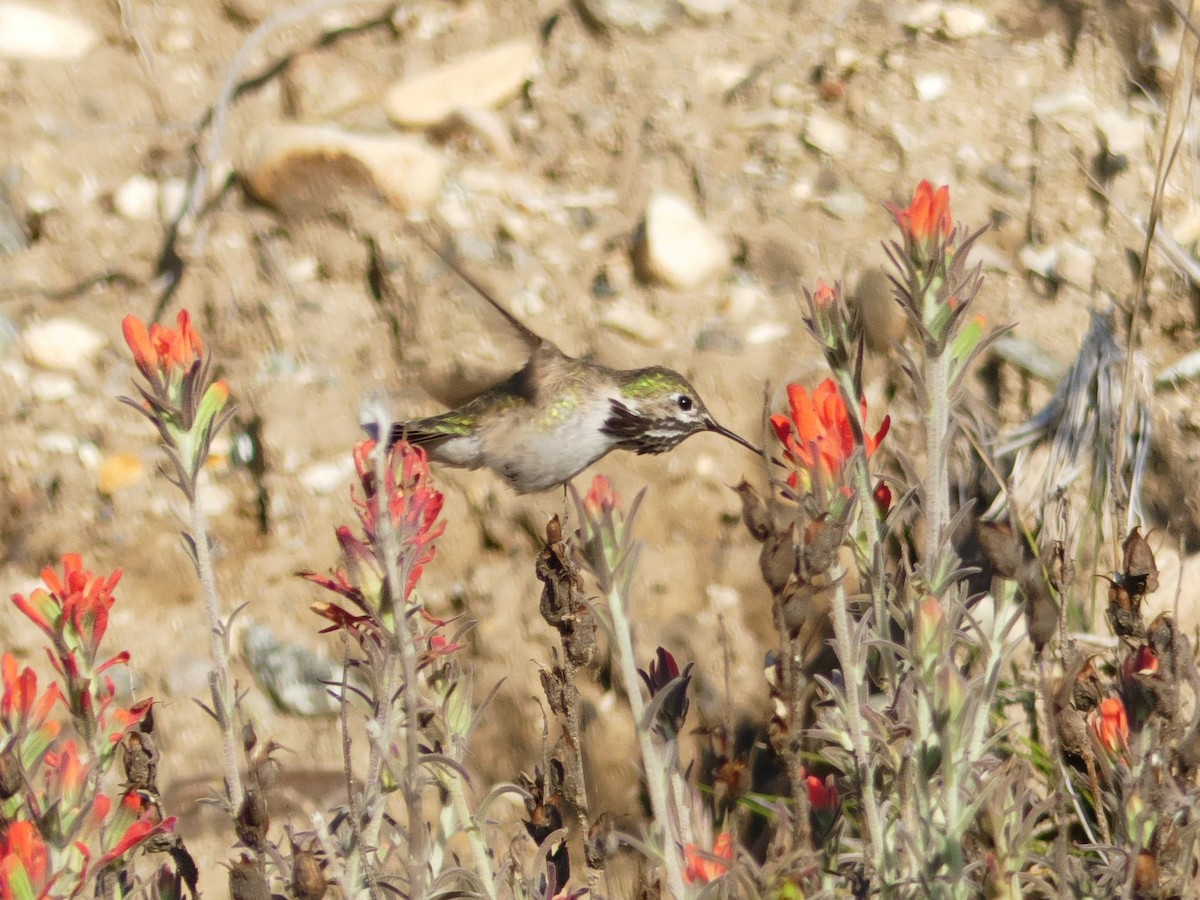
[{"xmin": 3, "ymin": 0, "xmax": 1200, "ymax": 887}]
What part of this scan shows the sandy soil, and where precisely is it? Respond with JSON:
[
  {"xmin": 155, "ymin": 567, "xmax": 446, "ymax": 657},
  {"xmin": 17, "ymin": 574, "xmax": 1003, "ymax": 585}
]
[{"xmin": 2, "ymin": 0, "xmax": 1199, "ymax": 889}]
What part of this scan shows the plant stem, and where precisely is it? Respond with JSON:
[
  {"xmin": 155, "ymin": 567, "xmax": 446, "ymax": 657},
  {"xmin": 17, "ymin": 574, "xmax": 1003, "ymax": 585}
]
[
  {"xmin": 446, "ymin": 767, "xmax": 498, "ymax": 898},
  {"xmin": 190, "ymin": 494, "xmax": 244, "ymax": 812},
  {"xmin": 605, "ymin": 576, "xmax": 687, "ymax": 898},
  {"xmin": 924, "ymin": 348, "xmax": 952, "ymax": 576}
]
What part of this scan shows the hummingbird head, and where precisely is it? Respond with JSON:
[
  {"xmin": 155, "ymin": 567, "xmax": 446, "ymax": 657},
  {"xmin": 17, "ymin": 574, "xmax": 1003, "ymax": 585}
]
[{"xmin": 602, "ymin": 367, "xmax": 761, "ymax": 457}]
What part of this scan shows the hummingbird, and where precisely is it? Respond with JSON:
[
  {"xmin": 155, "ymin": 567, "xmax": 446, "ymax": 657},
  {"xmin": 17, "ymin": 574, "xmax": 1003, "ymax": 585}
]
[{"xmin": 367, "ymin": 236, "xmax": 761, "ymax": 494}]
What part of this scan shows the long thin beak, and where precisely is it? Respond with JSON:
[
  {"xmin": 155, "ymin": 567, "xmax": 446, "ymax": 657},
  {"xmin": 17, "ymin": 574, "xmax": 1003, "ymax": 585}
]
[{"xmin": 706, "ymin": 419, "xmax": 762, "ymax": 456}]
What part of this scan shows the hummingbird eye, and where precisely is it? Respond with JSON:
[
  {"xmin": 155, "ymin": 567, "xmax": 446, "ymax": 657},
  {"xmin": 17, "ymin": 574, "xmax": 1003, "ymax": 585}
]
[{"xmin": 676, "ymin": 394, "xmax": 693, "ymax": 412}]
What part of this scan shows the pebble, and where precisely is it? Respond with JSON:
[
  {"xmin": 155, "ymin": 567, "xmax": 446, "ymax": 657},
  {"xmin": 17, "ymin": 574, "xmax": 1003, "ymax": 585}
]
[
  {"xmin": 680, "ymin": 0, "xmax": 733, "ymax": 17},
  {"xmin": 635, "ymin": 192, "xmax": 729, "ymax": 289},
  {"xmin": 576, "ymin": 0, "xmax": 679, "ymax": 34},
  {"xmin": 803, "ymin": 113, "xmax": 850, "ymax": 157},
  {"xmin": 940, "ymin": 5, "xmax": 988, "ymax": 40},
  {"xmin": 23, "ymin": 318, "xmax": 104, "ymax": 372},
  {"xmin": 113, "ymin": 175, "xmax": 159, "ymax": 221},
  {"xmin": 1055, "ymin": 240, "xmax": 1095, "ymax": 288},
  {"xmin": 745, "ymin": 321, "xmax": 789, "ymax": 345},
  {"xmin": 696, "ymin": 323, "xmax": 743, "ymax": 353},
  {"xmin": 599, "ymin": 300, "xmax": 668, "ymax": 345},
  {"xmin": 29, "ymin": 373, "xmax": 76, "ymax": 401},
  {"xmin": 0, "ymin": 3, "xmax": 97, "ymax": 60},
  {"xmin": 158, "ymin": 178, "xmax": 188, "ymax": 221},
  {"xmin": 300, "ymin": 460, "xmax": 351, "ymax": 496},
  {"xmin": 1031, "ymin": 90, "xmax": 1094, "ymax": 120},
  {"xmin": 36, "ymin": 432, "xmax": 78, "ymax": 455},
  {"xmin": 822, "ymin": 188, "xmax": 867, "ymax": 221},
  {"xmin": 283, "ymin": 51, "xmax": 367, "ymax": 121},
  {"xmin": 1171, "ymin": 208, "xmax": 1200, "ymax": 248},
  {"xmin": 242, "ymin": 624, "xmax": 340, "ymax": 717},
  {"xmin": 1018, "ymin": 244, "xmax": 1058, "ymax": 279},
  {"xmin": 914, "ymin": 73, "xmax": 949, "ymax": 102},
  {"xmin": 0, "ymin": 184, "xmax": 28, "ymax": 255},
  {"xmin": 98, "ymin": 453, "xmax": 145, "ymax": 494},
  {"xmin": 1094, "ymin": 108, "xmax": 1145, "ymax": 158},
  {"xmin": 384, "ymin": 39, "xmax": 537, "ymax": 129},
  {"xmin": 980, "ymin": 164, "xmax": 1026, "ymax": 198},
  {"xmin": 238, "ymin": 124, "xmax": 446, "ymax": 217},
  {"xmin": 901, "ymin": 1, "xmax": 944, "ymax": 31}
]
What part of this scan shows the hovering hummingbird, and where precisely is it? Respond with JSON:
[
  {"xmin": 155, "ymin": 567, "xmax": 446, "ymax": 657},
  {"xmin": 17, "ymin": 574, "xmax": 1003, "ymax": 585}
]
[{"xmin": 367, "ymin": 237, "xmax": 761, "ymax": 494}]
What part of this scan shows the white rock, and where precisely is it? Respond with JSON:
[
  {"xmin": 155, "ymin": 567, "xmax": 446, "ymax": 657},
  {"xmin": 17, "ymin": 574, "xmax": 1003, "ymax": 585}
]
[
  {"xmin": 822, "ymin": 188, "xmax": 867, "ymax": 220},
  {"xmin": 113, "ymin": 175, "xmax": 159, "ymax": 221},
  {"xmin": 158, "ymin": 178, "xmax": 188, "ymax": 221},
  {"xmin": 1094, "ymin": 108, "xmax": 1145, "ymax": 157},
  {"xmin": 577, "ymin": 0, "xmax": 679, "ymax": 35},
  {"xmin": 1018, "ymin": 244, "xmax": 1057, "ymax": 279},
  {"xmin": 638, "ymin": 192, "xmax": 729, "ymax": 289},
  {"xmin": 238, "ymin": 124, "xmax": 446, "ymax": 217},
  {"xmin": 36, "ymin": 432, "xmax": 78, "ymax": 454},
  {"xmin": 804, "ymin": 113, "xmax": 850, "ymax": 157},
  {"xmin": 901, "ymin": 1, "xmax": 944, "ymax": 31},
  {"xmin": 300, "ymin": 460, "xmax": 351, "ymax": 495},
  {"xmin": 0, "ymin": 3, "xmax": 97, "ymax": 60},
  {"xmin": 914, "ymin": 72, "xmax": 948, "ymax": 102},
  {"xmin": 1171, "ymin": 208, "xmax": 1200, "ymax": 247},
  {"xmin": 23, "ymin": 319, "xmax": 104, "ymax": 372},
  {"xmin": 384, "ymin": 39, "xmax": 537, "ymax": 129},
  {"xmin": 745, "ymin": 321, "xmax": 789, "ymax": 344},
  {"xmin": 680, "ymin": 0, "xmax": 733, "ymax": 17},
  {"xmin": 599, "ymin": 300, "xmax": 668, "ymax": 344},
  {"xmin": 283, "ymin": 51, "xmax": 367, "ymax": 121},
  {"xmin": 1055, "ymin": 240, "xmax": 1095, "ymax": 288},
  {"xmin": 941, "ymin": 5, "xmax": 988, "ymax": 40},
  {"xmin": 29, "ymin": 373, "xmax": 76, "ymax": 401},
  {"xmin": 1032, "ymin": 90, "xmax": 1094, "ymax": 119}
]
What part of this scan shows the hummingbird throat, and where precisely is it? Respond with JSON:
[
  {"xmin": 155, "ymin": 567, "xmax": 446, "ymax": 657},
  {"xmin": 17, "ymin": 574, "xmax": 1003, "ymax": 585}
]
[{"xmin": 600, "ymin": 400, "xmax": 690, "ymax": 455}]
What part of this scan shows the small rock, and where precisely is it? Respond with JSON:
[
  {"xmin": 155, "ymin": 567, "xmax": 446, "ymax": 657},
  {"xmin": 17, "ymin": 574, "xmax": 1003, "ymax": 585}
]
[
  {"xmin": 23, "ymin": 319, "xmax": 104, "ymax": 372},
  {"xmin": 242, "ymin": 624, "xmax": 341, "ymax": 717},
  {"xmin": 980, "ymin": 164, "xmax": 1026, "ymax": 198},
  {"xmin": 158, "ymin": 178, "xmax": 188, "ymax": 221},
  {"xmin": 822, "ymin": 188, "xmax": 867, "ymax": 221},
  {"xmin": 283, "ymin": 51, "xmax": 368, "ymax": 121},
  {"xmin": 680, "ymin": 0, "xmax": 732, "ymax": 17},
  {"xmin": 1032, "ymin": 90, "xmax": 1094, "ymax": 120},
  {"xmin": 635, "ymin": 192, "xmax": 729, "ymax": 289},
  {"xmin": 0, "ymin": 3, "xmax": 97, "ymax": 60},
  {"xmin": 1094, "ymin": 108, "xmax": 1145, "ymax": 158},
  {"xmin": 745, "ymin": 321, "xmax": 789, "ymax": 344},
  {"xmin": 721, "ymin": 283, "xmax": 767, "ymax": 320},
  {"xmin": 576, "ymin": 0, "xmax": 679, "ymax": 34},
  {"xmin": 98, "ymin": 453, "xmax": 145, "ymax": 494},
  {"xmin": 696, "ymin": 323, "xmax": 743, "ymax": 353},
  {"xmin": 914, "ymin": 72, "xmax": 948, "ymax": 102},
  {"xmin": 238, "ymin": 124, "xmax": 446, "ymax": 217},
  {"xmin": 803, "ymin": 113, "xmax": 850, "ymax": 157},
  {"xmin": 1055, "ymin": 240, "xmax": 1095, "ymax": 288},
  {"xmin": 300, "ymin": 460, "xmax": 351, "ymax": 496},
  {"xmin": 1171, "ymin": 208, "xmax": 1200, "ymax": 248},
  {"xmin": 29, "ymin": 373, "xmax": 76, "ymax": 401},
  {"xmin": 384, "ymin": 39, "xmax": 537, "ymax": 129},
  {"xmin": 940, "ymin": 5, "xmax": 988, "ymax": 40},
  {"xmin": 770, "ymin": 82, "xmax": 804, "ymax": 108},
  {"xmin": 113, "ymin": 175, "xmax": 159, "ymax": 221},
  {"xmin": 1019, "ymin": 244, "xmax": 1058, "ymax": 279},
  {"xmin": 0, "ymin": 183, "xmax": 28, "ymax": 256},
  {"xmin": 36, "ymin": 432, "xmax": 78, "ymax": 454},
  {"xmin": 901, "ymin": 1, "xmax": 944, "ymax": 31},
  {"xmin": 599, "ymin": 300, "xmax": 668, "ymax": 345}
]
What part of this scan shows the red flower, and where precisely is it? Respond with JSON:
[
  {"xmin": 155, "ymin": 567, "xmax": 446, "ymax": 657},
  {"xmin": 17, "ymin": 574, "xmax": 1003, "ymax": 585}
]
[
  {"xmin": 770, "ymin": 379, "xmax": 889, "ymax": 492},
  {"xmin": 0, "ymin": 821, "xmax": 50, "ymax": 895},
  {"xmin": 805, "ymin": 772, "xmax": 839, "ymax": 812},
  {"xmin": 121, "ymin": 310, "xmax": 204, "ymax": 383},
  {"xmin": 583, "ymin": 474, "xmax": 619, "ymax": 517},
  {"xmin": 888, "ymin": 180, "xmax": 952, "ymax": 248},
  {"xmin": 1090, "ymin": 697, "xmax": 1130, "ymax": 754},
  {"xmin": 811, "ymin": 279, "xmax": 837, "ymax": 310},
  {"xmin": 684, "ymin": 830, "xmax": 733, "ymax": 884}
]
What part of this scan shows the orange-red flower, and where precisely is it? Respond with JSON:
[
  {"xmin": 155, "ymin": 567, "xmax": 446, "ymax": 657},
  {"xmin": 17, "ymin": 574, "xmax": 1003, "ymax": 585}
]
[
  {"xmin": 811, "ymin": 278, "xmax": 837, "ymax": 310},
  {"xmin": 770, "ymin": 379, "xmax": 890, "ymax": 492},
  {"xmin": 0, "ymin": 820, "xmax": 50, "ymax": 895},
  {"xmin": 583, "ymin": 474, "xmax": 619, "ymax": 518},
  {"xmin": 684, "ymin": 829, "xmax": 733, "ymax": 884},
  {"xmin": 121, "ymin": 310, "xmax": 204, "ymax": 383},
  {"xmin": 889, "ymin": 179, "xmax": 952, "ymax": 248},
  {"xmin": 1090, "ymin": 697, "xmax": 1130, "ymax": 754},
  {"xmin": 805, "ymin": 772, "xmax": 839, "ymax": 811}
]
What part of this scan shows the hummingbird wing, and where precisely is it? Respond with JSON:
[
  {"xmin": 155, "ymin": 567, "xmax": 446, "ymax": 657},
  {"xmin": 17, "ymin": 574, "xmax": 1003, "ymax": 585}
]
[{"xmin": 413, "ymin": 230, "xmax": 551, "ymax": 354}]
